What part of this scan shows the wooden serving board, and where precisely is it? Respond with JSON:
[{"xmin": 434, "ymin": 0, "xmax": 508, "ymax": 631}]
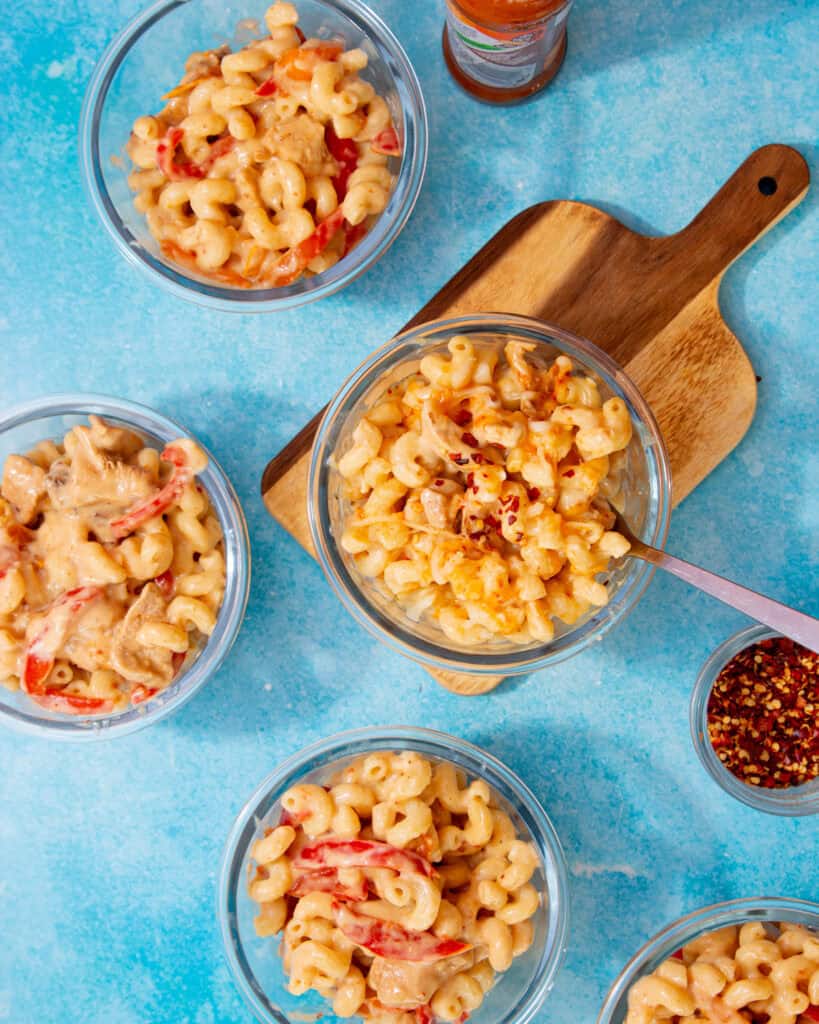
[{"xmin": 262, "ymin": 144, "xmax": 809, "ymax": 696}]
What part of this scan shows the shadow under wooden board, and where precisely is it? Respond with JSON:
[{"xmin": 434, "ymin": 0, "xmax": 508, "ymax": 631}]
[{"xmin": 262, "ymin": 143, "xmax": 810, "ymax": 697}]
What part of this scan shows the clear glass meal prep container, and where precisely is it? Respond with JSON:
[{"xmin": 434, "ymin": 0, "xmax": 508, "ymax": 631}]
[
  {"xmin": 219, "ymin": 725, "xmax": 571, "ymax": 1024},
  {"xmin": 597, "ymin": 896, "xmax": 819, "ymax": 1024},
  {"xmin": 79, "ymin": 0, "xmax": 428, "ymax": 312},
  {"xmin": 308, "ymin": 314, "xmax": 673, "ymax": 677},
  {"xmin": 0, "ymin": 393, "xmax": 250, "ymax": 740}
]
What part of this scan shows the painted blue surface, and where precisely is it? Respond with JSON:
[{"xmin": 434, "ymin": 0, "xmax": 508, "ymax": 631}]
[{"xmin": 1, "ymin": 1, "xmax": 818, "ymax": 1021}]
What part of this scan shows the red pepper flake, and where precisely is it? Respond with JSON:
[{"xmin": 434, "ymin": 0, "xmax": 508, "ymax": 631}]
[
  {"xmin": 472, "ymin": 453, "xmax": 484, "ymax": 464},
  {"xmin": 452, "ymin": 408, "xmax": 472, "ymax": 426},
  {"xmin": 465, "ymin": 472, "xmax": 475, "ymax": 489},
  {"xmin": 461, "ymin": 432, "xmax": 478, "ymax": 448},
  {"xmin": 564, "ymin": 469, "xmax": 575, "ymax": 478},
  {"xmin": 434, "ymin": 479, "xmax": 444, "ymax": 487},
  {"xmin": 484, "ymin": 514, "xmax": 501, "ymax": 534},
  {"xmin": 508, "ymin": 514, "xmax": 517, "ymax": 524},
  {"xmin": 448, "ymin": 452, "xmax": 468, "ymax": 466},
  {"xmin": 527, "ymin": 487, "xmax": 541, "ymax": 501},
  {"xmin": 706, "ymin": 636, "xmax": 819, "ymax": 789}
]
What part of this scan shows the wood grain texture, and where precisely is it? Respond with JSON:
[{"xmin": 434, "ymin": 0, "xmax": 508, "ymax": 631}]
[{"xmin": 261, "ymin": 144, "xmax": 810, "ymax": 697}]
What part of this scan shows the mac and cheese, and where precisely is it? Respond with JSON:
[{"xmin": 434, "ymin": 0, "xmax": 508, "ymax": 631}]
[
  {"xmin": 126, "ymin": 2, "xmax": 400, "ymax": 288},
  {"xmin": 248, "ymin": 751, "xmax": 542, "ymax": 1023},
  {"xmin": 335, "ymin": 335, "xmax": 633, "ymax": 647},
  {"xmin": 0, "ymin": 416, "xmax": 225, "ymax": 714},
  {"xmin": 626, "ymin": 921, "xmax": 819, "ymax": 1024}
]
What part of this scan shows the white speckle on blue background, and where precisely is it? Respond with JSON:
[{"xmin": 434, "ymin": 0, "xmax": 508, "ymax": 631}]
[{"xmin": 0, "ymin": 1, "xmax": 818, "ymax": 1023}]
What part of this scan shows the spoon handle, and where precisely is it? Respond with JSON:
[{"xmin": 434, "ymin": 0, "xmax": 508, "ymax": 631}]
[{"xmin": 638, "ymin": 547, "xmax": 819, "ymax": 651}]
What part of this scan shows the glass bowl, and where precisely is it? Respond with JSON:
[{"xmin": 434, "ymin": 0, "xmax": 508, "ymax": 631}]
[
  {"xmin": 308, "ymin": 314, "xmax": 672, "ymax": 677},
  {"xmin": 690, "ymin": 624, "xmax": 819, "ymax": 816},
  {"xmin": 79, "ymin": 0, "xmax": 428, "ymax": 312},
  {"xmin": 597, "ymin": 896, "xmax": 819, "ymax": 1024},
  {"xmin": 0, "ymin": 393, "xmax": 250, "ymax": 740},
  {"xmin": 219, "ymin": 725, "xmax": 570, "ymax": 1024}
]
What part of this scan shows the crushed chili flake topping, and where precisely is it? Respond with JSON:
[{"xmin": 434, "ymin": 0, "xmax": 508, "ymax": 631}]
[{"xmin": 706, "ymin": 636, "xmax": 819, "ymax": 789}]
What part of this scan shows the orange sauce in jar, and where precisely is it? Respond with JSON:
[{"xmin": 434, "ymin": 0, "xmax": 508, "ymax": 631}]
[{"xmin": 443, "ymin": 0, "xmax": 574, "ymax": 102}]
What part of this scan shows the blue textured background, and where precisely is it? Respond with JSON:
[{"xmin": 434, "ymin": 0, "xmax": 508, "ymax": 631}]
[{"xmin": 1, "ymin": 1, "xmax": 818, "ymax": 1021}]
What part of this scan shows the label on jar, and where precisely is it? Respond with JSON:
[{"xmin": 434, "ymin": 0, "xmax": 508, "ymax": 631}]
[{"xmin": 445, "ymin": 2, "xmax": 572, "ymax": 90}]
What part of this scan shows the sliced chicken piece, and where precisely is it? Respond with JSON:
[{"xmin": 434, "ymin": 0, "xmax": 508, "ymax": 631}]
[
  {"xmin": 419, "ymin": 488, "xmax": 451, "ymax": 530},
  {"xmin": 369, "ymin": 951, "xmax": 475, "ymax": 1010},
  {"xmin": 62, "ymin": 596, "xmax": 124, "ymax": 673},
  {"xmin": 420, "ymin": 401, "xmax": 481, "ymax": 469},
  {"xmin": 46, "ymin": 432, "xmax": 152, "ymax": 511},
  {"xmin": 265, "ymin": 114, "xmax": 335, "ymax": 177},
  {"xmin": 1, "ymin": 455, "xmax": 46, "ymax": 525},
  {"xmin": 110, "ymin": 583, "xmax": 175, "ymax": 687}
]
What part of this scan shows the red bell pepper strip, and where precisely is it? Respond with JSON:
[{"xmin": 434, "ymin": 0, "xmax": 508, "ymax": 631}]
[
  {"xmin": 371, "ymin": 126, "xmax": 401, "ymax": 157},
  {"xmin": 325, "ymin": 124, "xmax": 359, "ymax": 200},
  {"xmin": 130, "ymin": 685, "xmax": 158, "ymax": 706},
  {"xmin": 293, "ymin": 837, "xmax": 435, "ymax": 878},
  {"xmin": 21, "ymin": 586, "xmax": 103, "ymax": 694},
  {"xmin": 157, "ymin": 129, "xmax": 235, "ymax": 182},
  {"xmin": 289, "ymin": 867, "xmax": 368, "ymax": 902},
  {"xmin": 334, "ymin": 904, "xmax": 471, "ymax": 962},
  {"xmin": 157, "ymin": 127, "xmax": 203, "ymax": 181},
  {"xmin": 670, "ymin": 949, "xmax": 684, "ymax": 961},
  {"xmin": 802, "ymin": 1007, "xmax": 819, "ymax": 1022},
  {"xmin": 110, "ymin": 444, "xmax": 192, "ymax": 540},
  {"xmin": 261, "ymin": 207, "xmax": 345, "ymax": 287},
  {"xmin": 31, "ymin": 691, "xmax": 113, "ymax": 715},
  {"xmin": 415, "ymin": 1006, "xmax": 434, "ymax": 1024},
  {"xmin": 255, "ymin": 77, "xmax": 277, "ymax": 97},
  {"xmin": 342, "ymin": 221, "xmax": 367, "ymax": 258}
]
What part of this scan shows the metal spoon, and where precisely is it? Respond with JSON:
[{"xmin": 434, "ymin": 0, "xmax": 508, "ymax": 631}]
[{"xmin": 613, "ymin": 512, "xmax": 819, "ymax": 651}]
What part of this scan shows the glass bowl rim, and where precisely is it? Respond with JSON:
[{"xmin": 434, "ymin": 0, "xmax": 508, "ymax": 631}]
[
  {"xmin": 596, "ymin": 895, "xmax": 819, "ymax": 1024},
  {"xmin": 307, "ymin": 312, "xmax": 673, "ymax": 675},
  {"xmin": 218, "ymin": 724, "xmax": 571, "ymax": 1024},
  {"xmin": 689, "ymin": 623, "xmax": 819, "ymax": 816},
  {"xmin": 78, "ymin": 0, "xmax": 429, "ymax": 312},
  {"xmin": 0, "ymin": 391, "xmax": 251, "ymax": 741}
]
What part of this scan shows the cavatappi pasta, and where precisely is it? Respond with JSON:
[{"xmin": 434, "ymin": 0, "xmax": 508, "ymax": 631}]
[
  {"xmin": 0, "ymin": 416, "xmax": 224, "ymax": 714},
  {"xmin": 125, "ymin": 1, "xmax": 400, "ymax": 288},
  {"xmin": 626, "ymin": 921, "xmax": 819, "ymax": 1024},
  {"xmin": 334, "ymin": 335, "xmax": 633, "ymax": 647},
  {"xmin": 248, "ymin": 751, "xmax": 542, "ymax": 1023}
]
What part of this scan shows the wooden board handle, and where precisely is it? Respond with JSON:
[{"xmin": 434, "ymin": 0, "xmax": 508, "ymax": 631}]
[{"xmin": 659, "ymin": 144, "xmax": 809, "ymax": 275}]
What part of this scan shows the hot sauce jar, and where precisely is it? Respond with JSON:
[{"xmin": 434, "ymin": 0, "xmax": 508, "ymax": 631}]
[{"xmin": 443, "ymin": 0, "xmax": 574, "ymax": 102}]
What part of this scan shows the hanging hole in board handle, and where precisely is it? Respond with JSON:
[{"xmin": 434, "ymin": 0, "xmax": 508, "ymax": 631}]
[{"xmin": 758, "ymin": 176, "xmax": 778, "ymax": 196}]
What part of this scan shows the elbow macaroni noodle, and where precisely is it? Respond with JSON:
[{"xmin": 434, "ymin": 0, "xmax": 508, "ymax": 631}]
[
  {"xmin": 626, "ymin": 922, "xmax": 819, "ymax": 1024},
  {"xmin": 0, "ymin": 416, "xmax": 225, "ymax": 713},
  {"xmin": 248, "ymin": 751, "xmax": 543, "ymax": 1023},
  {"xmin": 126, "ymin": 2, "xmax": 400, "ymax": 288},
  {"xmin": 334, "ymin": 335, "xmax": 633, "ymax": 647}
]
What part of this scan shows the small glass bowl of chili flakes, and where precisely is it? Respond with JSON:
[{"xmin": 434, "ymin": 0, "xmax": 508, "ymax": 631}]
[{"xmin": 690, "ymin": 624, "xmax": 819, "ymax": 816}]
